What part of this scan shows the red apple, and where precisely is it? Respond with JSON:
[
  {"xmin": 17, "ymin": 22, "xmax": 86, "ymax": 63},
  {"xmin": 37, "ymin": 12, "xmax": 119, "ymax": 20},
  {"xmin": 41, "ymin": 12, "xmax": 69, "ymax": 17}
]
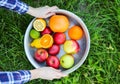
[
  {"xmin": 41, "ymin": 26, "xmax": 53, "ymax": 35},
  {"xmin": 46, "ymin": 56, "xmax": 60, "ymax": 69},
  {"xmin": 34, "ymin": 49, "xmax": 48, "ymax": 62},
  {"xmin": 53, "ymin": 32, "xmax": 66, "ymax": 45},
  {"xmin": 48, "ymin": 44, "xmax": 60, "ymax": 55}
]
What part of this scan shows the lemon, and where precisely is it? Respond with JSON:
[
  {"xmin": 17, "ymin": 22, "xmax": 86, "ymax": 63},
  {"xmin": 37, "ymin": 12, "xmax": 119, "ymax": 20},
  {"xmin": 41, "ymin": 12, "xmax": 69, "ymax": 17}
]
[
  {"xmin": 30, "ymin": 29, "xmax": 40, "ymax": 39},
  {"xmin": 33, "ymin": 18, "xmax": 46, "ymax": 31}
]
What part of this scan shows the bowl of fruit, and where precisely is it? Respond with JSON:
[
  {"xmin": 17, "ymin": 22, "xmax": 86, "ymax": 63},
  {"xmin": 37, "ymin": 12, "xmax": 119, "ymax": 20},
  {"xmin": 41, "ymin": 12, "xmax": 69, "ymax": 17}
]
[{"xmin": 24, "ymin": 9, "xmax": 90, "ymax": 74}]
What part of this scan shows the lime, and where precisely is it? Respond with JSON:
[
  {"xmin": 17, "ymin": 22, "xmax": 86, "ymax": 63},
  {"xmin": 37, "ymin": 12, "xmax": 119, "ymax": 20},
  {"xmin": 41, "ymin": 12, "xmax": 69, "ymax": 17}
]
[{"xmin": 30, "ymin": 29, "xmax": 40, "ymax": 39}]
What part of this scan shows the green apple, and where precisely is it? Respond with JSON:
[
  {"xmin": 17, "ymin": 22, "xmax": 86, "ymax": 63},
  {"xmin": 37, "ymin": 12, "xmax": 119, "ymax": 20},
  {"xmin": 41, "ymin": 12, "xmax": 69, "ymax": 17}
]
[
  {"xmin": 30, "ymin": 29, "xmax": 40, "ymax": 39},
  {"xmin": 60, "ymin": 54, "xmax": 74, "ymax": 69}
]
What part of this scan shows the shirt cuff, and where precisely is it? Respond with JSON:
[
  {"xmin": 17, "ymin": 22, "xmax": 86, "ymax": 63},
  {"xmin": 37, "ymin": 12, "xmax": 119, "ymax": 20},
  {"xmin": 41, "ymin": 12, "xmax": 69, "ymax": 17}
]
[
  {"xmin": 0, "ymin": 0, "xmax": 29, "ymax": 14},
  {"xmin": 13, "ymin": 1, "xmax": 29, "ymax": 14},
  {"xmin": 18, "ymin": 70, "xmax": 31, "ymax": 83}
]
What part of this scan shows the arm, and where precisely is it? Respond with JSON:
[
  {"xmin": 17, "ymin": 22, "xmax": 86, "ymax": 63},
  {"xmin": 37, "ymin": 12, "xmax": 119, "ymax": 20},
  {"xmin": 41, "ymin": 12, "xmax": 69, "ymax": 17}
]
[
  {"xmin": 0, "ymin": 70, "xmax": 31, "ymax": 84},
  {"xmin": 0, "ymin": 0, "xmax": 58, "ymax": 18},
  {"xmin": 30, "ymin": 67, "xmax": 67, "ymax": 80},
  {"xmin": 26, "ymin": 6, "xmax": 58, "ymax": 18},
  {"xmin": 0, "ymin": 0, "xmax": 28, "ymax": 14},
  {"xmin": 0, "ymin": 67, "xmax": 67, "ymax": 83}
]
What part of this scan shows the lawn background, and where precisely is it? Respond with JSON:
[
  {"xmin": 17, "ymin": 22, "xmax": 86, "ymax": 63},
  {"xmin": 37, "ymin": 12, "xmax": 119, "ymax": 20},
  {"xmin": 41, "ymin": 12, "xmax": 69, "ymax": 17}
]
[{"xmin": 0, "ymin": 0, "xmax": 120, "ymax": 84}]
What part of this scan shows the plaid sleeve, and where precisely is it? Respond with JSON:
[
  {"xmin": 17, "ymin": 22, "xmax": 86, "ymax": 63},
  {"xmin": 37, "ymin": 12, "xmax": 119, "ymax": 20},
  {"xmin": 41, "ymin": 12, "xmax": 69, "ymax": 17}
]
[
  {"xmin": 0, "ymin": 70, "xmax": 31, "ymax": 84},
  {"xmin": 0, "ymin": 0, "xmax": 29, "ymax": 14}
]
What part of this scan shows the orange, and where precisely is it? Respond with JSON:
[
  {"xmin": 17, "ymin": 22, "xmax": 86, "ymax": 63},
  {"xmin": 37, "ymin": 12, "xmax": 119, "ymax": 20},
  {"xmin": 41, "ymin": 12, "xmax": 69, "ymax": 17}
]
[
  {"xmin": 33, "ymin": 18, "xmax": 46, "ymax": 31},
  {"xmin": 39, "ymin": 34, "xmax": 53, "ymax": 48},
  {"xmin": 68, "ymin": 25, "xmax": 83, "ymax": 40},
  {"xmin": 49, "ymin": 15, "xmax": 69, "ymax": 32}
]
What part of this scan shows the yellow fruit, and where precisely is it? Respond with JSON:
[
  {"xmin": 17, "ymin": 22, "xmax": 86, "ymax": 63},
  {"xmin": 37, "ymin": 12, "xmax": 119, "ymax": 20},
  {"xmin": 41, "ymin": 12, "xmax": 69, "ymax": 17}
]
[
  {"xmin": 39, "ymin": 34, "xmax": 53, "ymax": 48},
  {"xmin": 30, "ymin": 38, "xmax": 41, "ymax": 48},
  {"xmin": 33, "ymin": 18, "xmax": 46, "ymax": 31}
]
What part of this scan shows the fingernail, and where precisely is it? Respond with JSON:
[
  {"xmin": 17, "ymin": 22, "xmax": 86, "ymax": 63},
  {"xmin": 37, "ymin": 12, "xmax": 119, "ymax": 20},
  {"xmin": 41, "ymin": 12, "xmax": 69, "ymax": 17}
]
[{"xmin": 61, "ymin": 73, "xmax": 67, "ymax": 76}]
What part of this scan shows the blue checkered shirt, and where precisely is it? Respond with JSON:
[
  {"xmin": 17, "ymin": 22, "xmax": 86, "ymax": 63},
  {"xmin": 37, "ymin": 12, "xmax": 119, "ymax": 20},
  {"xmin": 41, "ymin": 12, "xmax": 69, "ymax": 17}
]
[
  {"xmin": 0, "ymin": 0, "xmax": 29, "ymax": 14},
  {"xmin": 0, "ymin": 70, "xmax": 31, "ymax": 84}
]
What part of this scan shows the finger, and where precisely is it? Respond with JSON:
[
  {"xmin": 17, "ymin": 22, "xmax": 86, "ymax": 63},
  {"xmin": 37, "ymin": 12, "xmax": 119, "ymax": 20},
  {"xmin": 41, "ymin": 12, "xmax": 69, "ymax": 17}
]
[
  {"xmin": 55, "ymin": 73, "xmax": 67, "ymax": 77},
  {"xmin": 50, "ymin": 78, "xmax": 54, "ymax": 80},
  {"xmin": 54, "ymin": 74, "xmax": 66, "ymax": 79},
  {"xmin": 60, "ymin": 73, "xmax": 68, "ymax": 77},
  {"xmin": 61, "ymin": 74, "xmax": 68, "ymax": 77},
  {"xmin": 45, "ymin": 12, "xmax": 56, "ymax": 18},
  {"xmin": 45, "ymin": 5, "xmax": 49, "ymax": 7},
  {"xmin": 52, "ymin": 6, "xmax": 59, "ymax": 9},
  {"xmin": 47, "ymin": 6, "xmax": 58, "ymax": 12},
  {"xmin": 50, "ymin": 6, "xmax": 59, "ymax": 9},
  {"xmin": 54, "ymin": 76, "xmax": 61, "ymax": 79},
  {"xmin": 48, "ymin": 67, "xmax": 61, "ymax": 72},
  {"xmin": 54, "ymin": 69, "xmax": 61, "ymax": 72}
]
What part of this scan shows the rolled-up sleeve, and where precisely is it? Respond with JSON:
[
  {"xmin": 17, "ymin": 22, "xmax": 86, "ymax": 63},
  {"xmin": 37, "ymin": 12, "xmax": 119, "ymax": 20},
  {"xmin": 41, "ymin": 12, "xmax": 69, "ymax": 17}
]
[
  {"xmin": 0, "ymin": 0, "xmax": 29, "ymax": 14},
  {"xmin": 0, "ymin": 70, "xmax": 31, "ymax": 84}
]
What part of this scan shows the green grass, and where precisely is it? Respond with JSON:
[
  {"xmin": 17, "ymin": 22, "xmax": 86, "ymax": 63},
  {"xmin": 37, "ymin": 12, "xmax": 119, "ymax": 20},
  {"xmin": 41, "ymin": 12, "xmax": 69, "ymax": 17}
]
[{"xmin": 0, "ymin": 0, "xmax": 120, "ymax": 84}]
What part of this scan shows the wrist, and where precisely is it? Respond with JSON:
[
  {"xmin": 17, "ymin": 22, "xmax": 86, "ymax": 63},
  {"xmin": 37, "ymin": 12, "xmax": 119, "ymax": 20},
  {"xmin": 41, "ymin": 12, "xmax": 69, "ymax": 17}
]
[
  {"xmin": 30, "ymin": 69, "xmax": 40, "ymax": 80},
  {"xmin": 26, "ymin": 6, "xmax": 35, "ymax": 16}
]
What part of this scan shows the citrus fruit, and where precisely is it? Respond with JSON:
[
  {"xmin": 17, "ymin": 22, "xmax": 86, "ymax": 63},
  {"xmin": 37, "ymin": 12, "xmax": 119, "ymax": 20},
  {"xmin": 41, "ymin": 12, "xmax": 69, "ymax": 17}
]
[
  {"xmin": 30, "ymin": 29, "xmax": 40, "ymax": 39},
  {"xmin": 33, "ymin": 18, "xmax": 46, "ymax": 31},
  {"xmin": 30, "ymin": 38, "xmax": 41, "ymax": 48},
  {"xmin": 49, "ymin": 15, "xmax": 69, "ymax": 32},
  {"xmin": 39, "ymin": 34, "xmax": 53, "ymax": 48},
  {"xmin": 68, "ymin": 25, "xmax": 83, "ymax": 40}
]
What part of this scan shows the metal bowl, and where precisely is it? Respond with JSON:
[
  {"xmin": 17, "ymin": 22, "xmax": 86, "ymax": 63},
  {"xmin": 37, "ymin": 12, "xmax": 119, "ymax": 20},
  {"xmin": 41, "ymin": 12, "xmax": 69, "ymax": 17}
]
[{"xmin": 24, "ymin": 9, "xmax": 90, "ymax": 74}]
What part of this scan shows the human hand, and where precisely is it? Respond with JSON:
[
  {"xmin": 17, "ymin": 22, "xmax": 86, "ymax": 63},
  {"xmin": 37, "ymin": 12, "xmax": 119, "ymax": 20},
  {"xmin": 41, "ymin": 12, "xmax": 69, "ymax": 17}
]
[
  {"xmin": 27, "ymin": 6, "xmax": 58, "ymax": 18},
  {"xmin": 30, "ymin": 67, "xmax": 67, "ymax": 80}
]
